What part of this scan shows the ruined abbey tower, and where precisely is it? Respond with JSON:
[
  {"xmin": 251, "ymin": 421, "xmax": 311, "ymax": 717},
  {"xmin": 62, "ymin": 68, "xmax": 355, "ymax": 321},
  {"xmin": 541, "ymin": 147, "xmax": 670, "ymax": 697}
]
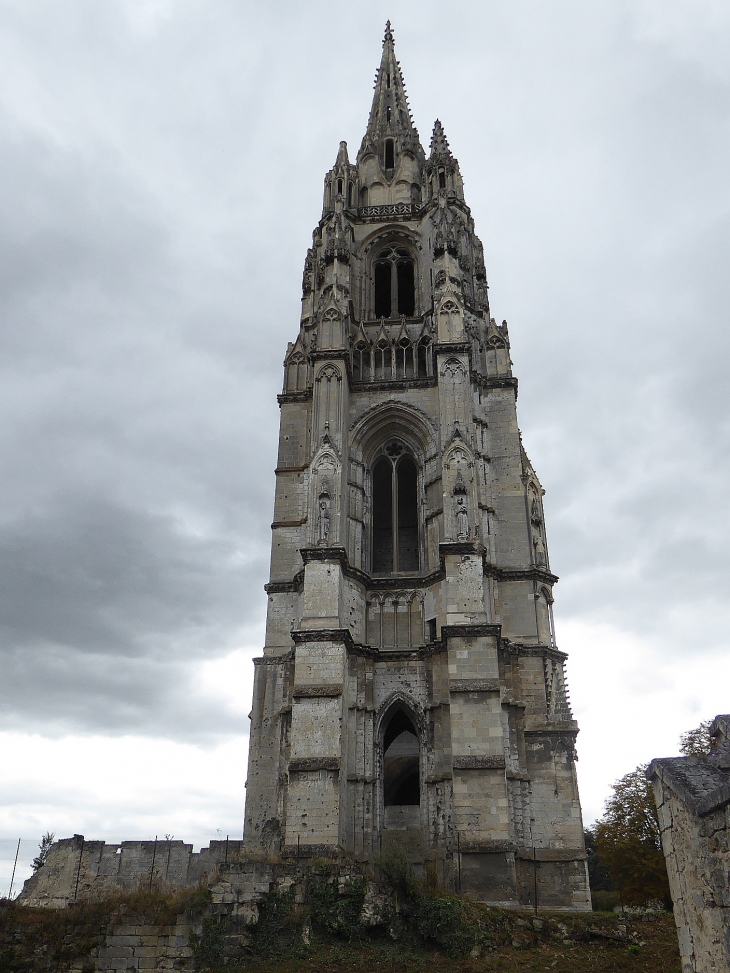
[{"xmin": 243, "ymin": 24, "xmax": 590, "ymax": 910}]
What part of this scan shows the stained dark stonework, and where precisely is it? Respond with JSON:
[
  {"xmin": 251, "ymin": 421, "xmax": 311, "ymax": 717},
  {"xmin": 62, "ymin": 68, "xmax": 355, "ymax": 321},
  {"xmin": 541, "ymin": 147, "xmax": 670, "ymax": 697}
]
[
  {"xmin": 243, "ymin": 23, "xmax": 590, "ymax": 911},
  {"xmin": 649, "ymin": 714, "xmax": 730, "ymax": 971}
]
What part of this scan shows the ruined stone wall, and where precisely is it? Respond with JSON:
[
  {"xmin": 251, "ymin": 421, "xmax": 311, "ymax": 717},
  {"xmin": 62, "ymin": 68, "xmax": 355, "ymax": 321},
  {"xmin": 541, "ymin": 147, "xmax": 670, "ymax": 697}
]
[
  {"xmin": 18, "ymin": 836, "xmax": 240, "ymax": 909},
  {"xmin": 652, "ymin": 777, "xmax": 730, "ymax": 973}
]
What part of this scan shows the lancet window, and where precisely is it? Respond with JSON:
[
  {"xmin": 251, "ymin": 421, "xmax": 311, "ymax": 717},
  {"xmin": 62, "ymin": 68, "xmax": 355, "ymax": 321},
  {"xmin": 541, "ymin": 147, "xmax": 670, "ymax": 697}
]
[
  {"xmin": 383, "ymin": 709, "xmax": 420, "ymax": 806},
  {"xmin": 352, "ymin": 340, "xmax": 371, "ymax": 381},
  {"xmin": 372, "ymin": 441, "xmax": 419, "ymax": 575},
  {"xmin": 373, "ymin": 246, "xmax": 416, "ymax": 318}
]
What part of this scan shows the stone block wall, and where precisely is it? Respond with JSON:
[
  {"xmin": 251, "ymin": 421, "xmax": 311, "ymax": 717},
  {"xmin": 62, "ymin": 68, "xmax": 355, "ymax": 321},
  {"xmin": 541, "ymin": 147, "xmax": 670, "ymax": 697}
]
[
  {"xmin": 18, "ymin": 836, "xmax": 242, "ymax": 909},
  {"xmin": 96, "ymin": 918, "xmax": 196, "ymax": 972}
]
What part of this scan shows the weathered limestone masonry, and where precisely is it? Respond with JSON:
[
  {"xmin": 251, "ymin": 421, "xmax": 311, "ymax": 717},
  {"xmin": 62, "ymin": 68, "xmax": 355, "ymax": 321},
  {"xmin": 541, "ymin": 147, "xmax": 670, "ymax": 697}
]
[
  {"xmin": 649, "ymin": 714, "xmax": 730, "ymax": 973},
  {"xmin": 19, "ymin": 836, "xmax": 239, "ymax": 909},
  {"xmin": 243, "ymin": 23, "xmax": 590, "ymax": 910},
  {"xmin": 95, "ymin": 918, "xmax": 196, "ymax": 973}
]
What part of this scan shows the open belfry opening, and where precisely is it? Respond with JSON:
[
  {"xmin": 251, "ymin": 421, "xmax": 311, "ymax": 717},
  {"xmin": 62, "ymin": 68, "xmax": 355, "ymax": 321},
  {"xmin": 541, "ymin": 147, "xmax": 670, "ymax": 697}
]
[{"xmin": 243, "ymin": 22, "xmax": 591, "ymax": 910}]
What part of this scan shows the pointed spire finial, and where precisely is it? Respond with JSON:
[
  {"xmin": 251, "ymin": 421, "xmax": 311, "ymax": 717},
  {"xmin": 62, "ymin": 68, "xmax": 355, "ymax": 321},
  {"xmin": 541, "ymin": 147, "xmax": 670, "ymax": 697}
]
[{"xmin": 358, "ymin": 22, "xmax": 423, "ymax": 163}]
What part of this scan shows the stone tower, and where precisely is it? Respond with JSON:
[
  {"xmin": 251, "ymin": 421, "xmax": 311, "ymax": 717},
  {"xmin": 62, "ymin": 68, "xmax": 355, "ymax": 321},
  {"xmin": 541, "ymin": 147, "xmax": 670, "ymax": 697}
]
[{"xmin": 244, "ymin": 24, "xmax": 590, "ymax": 910}]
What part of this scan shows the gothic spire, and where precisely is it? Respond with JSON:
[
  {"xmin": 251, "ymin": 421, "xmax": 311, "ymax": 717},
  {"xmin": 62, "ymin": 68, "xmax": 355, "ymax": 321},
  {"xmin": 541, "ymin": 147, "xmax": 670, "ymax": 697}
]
[{"xmin": 358, "ymin": 22, "xmax": 423, "ymax": 163}]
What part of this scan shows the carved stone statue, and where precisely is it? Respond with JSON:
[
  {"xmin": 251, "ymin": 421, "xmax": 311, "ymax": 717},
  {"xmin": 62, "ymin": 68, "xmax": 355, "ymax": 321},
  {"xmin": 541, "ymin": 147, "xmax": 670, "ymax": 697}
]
[
  {"xmin": 530, "ymin": 496, "xmax": 542, "ymax": 525},
  {"xmin": 317, "ymin": 496, "xmax": 330, "ymax": 545},
  {"xmin": 533, "ymin": 531, "xmax": 546, "ymax": 567},
  {"xmin": 455, "ymin": 496, "xmax": 469, "ymax": 542}
]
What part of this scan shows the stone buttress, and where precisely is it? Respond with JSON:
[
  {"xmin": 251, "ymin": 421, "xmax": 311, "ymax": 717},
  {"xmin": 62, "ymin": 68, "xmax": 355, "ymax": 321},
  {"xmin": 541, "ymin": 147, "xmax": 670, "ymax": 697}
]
[{"xmin": 243, "ymin": 23, "xmax": 590, "ymax": 910}]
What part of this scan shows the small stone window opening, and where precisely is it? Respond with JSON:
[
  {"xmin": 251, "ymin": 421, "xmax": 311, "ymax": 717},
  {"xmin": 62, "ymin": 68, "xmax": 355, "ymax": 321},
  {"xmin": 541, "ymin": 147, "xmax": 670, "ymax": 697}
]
[
  {"xmin": 426, "ymin": 618, "xmax": 437, "ymax": 642},
  {"xmin": 347, "ymin": 183, "xmax": 353, "ymax": 207},
  {"xmin": 372, "ymin": 443, "xmax": 419, "ymax": 574},
  {"xmin": 386, "ymin": 106, "xmax": 392, "ymax": 124},
  {"xmin": 384, "ymin": 139, "xmax": 395, "ymax": 170},
  {"xmin": 386, "ymin": 73, "xmax": 391, "ymax": 89},
  {"xmin": 337, "ymin": 178, "xmax": 343, "ymax": 195},
  {"xmin": 383, "ymin": 710, "xmax": 420, "ymax": 806},
  {"xmin": 438, "ymin": 169, "xmax": 446, "ymax": 189}
]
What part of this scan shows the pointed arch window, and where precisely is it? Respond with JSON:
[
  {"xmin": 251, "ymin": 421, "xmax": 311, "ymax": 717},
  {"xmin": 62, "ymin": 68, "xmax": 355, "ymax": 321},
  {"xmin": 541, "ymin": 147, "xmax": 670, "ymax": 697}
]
[
  {"xmin": 372, "ymin": 442, "xmax": 419, "ymax": 574},
  {"xmin": 352, "ymin": 340, "xmax": 371, "ymax": 381},
  {"xmin": 395, "ymin": 333, "xmax": 414, "ymax": 379},
  {"xmin": 373, "ymin": 246, "xmax": 416, "ymax": 318},
  {"xmin": 417, "ymin": 337, "xmax": 433, "ymax": 377},
  {"xmin": 383, "ymin": 709, "xmax": 420, "ymax": 806},
  {"xmin": 373, "ymin": 336, "xmax": 392, "ymax": 380},
  {"xmin": 384, "ymin": 139, "xmax": 395, "ymax": 170}
]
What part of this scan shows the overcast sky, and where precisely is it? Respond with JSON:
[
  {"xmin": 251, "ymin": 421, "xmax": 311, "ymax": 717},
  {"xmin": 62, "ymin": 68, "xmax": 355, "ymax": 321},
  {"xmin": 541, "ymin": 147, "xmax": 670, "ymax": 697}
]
[{"xmin": 1, "ymin": 0, "xmax": 729, "ymax": 888}]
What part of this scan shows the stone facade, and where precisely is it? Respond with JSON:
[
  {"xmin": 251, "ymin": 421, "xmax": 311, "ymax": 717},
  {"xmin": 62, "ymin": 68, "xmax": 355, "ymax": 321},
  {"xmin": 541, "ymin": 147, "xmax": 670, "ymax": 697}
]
[
  {"xmin": 243, "ymin": 23, "xmax": 590, "ymax": 910},
  {"xmin": 648, "ymin": 715, "xmax": 730, "ymax": 972}
]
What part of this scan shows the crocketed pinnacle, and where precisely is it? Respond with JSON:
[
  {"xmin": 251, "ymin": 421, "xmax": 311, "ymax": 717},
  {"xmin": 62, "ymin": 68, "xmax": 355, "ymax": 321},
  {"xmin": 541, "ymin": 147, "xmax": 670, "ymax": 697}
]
[{"xmin": 429, "ymin": 119, "xmax": 453, "ymax": 162}]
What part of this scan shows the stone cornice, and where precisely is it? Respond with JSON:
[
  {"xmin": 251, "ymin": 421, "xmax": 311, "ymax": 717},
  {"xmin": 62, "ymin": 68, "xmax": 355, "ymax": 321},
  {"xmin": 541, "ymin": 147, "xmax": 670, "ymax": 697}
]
[
  {"xmin": 253, "ymin": 651, "xmax": 294, "ymax": 666},
  {"xmin": 453, "ymin": 755, "xmax": 505, "ymax": 769},
  {"xmin": 473, "ymin": 374, "xmax": 519, "ymax": 395},
  {"xmin": 493, "ymin": 566, "xmax": 559, "ymax": 585},
  {"xmin": 292, "ymin": 684, "xmax": 342, "ymax": 699},
  {"xmin": 350, "ymin": 377, "xmax": 438, "ymax": 393},
  {"xmin": 309, "ymin": 350, "xmax": 350, "ymax": 362},
  {"xmin": 291, "ymin": 628, "xmax": 356, "ymax": 651},
  {"xmin": 265, "ymin": 550, "xmax": 558, "ymax": 597},
  {"xmin": 504, "ymin": 642, "xmax": 568, "ymax": 663},
  {"xmin": 523, "ymin": 722, "xmax": 579, "ymax": 735},
  {"xmin": 442, "ymin": 623, "xmax": 502, "ymax": 641},
  {"xmin": 288, "ymin": 758, "xmax": 340, "ymax": 773},
  {"xmin": 450, "ymin": 679, "xmax": 500, "ymax": 694},
  {"xmin": 278, "ymin": 391, "xmax": 312, "ymax": 405},
  {"xmin": 434, "ymin": 341, "xmax": 472, "ymax": 356}
]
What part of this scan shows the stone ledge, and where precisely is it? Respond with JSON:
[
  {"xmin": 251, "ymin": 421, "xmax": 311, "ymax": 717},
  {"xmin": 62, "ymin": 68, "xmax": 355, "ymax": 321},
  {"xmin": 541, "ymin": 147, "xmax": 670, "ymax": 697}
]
[
  {"xmin": 292, "ymin": 685, "xmax": 342, "ymax": 699},
  {"xmin": 450, "ymin": 679, "xmax": 500, "ymax": 694},
  {"xmin": 453, "ymin": 755, "xmax": 506, "ymax": 770},
  {"xmin": 288, "ymin": 757, "xmax": 340, "ymax": 773}
]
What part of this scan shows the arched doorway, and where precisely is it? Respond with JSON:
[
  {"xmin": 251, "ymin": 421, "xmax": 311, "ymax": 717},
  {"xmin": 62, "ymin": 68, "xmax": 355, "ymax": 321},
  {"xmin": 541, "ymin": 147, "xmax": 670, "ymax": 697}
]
[{"xmin": 381, "ymin": 705, "xmax": 422, "ymax": 840}]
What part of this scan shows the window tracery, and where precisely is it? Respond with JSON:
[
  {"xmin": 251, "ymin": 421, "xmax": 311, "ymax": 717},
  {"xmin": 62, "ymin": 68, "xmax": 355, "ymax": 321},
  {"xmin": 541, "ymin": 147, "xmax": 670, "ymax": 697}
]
[
  {"xmin": 373, "ymin": 246, "xmax": 416, "ymax": 318},
  {"xmin": 372, "ymin": 441, "xmax": 419, "ymax": 575}
]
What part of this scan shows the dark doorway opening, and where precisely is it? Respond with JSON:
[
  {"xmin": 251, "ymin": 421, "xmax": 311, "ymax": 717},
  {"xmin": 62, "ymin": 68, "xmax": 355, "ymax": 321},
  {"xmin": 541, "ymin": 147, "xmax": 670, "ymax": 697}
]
[{"xmin": 384, "ymin": 710, "xmax": 420, "ymax": 806}]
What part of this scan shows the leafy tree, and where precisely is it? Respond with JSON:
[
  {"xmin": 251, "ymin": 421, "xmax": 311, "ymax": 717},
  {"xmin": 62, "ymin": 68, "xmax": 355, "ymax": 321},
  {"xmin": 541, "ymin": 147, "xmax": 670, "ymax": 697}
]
[
  {"xmin": 594, "ymin": 766, "xmax": 671, "ymax": 909},
  {"xmin": 679, "ymin": 719, "xmax": 714, "ymax": 756},
  {"xmin": 583, "ymin": 827, "xmax": 612, "ymax": 893},
  {"xmin": 31, "ymin": 832, "xmax": 55, "ymax": 872}
]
